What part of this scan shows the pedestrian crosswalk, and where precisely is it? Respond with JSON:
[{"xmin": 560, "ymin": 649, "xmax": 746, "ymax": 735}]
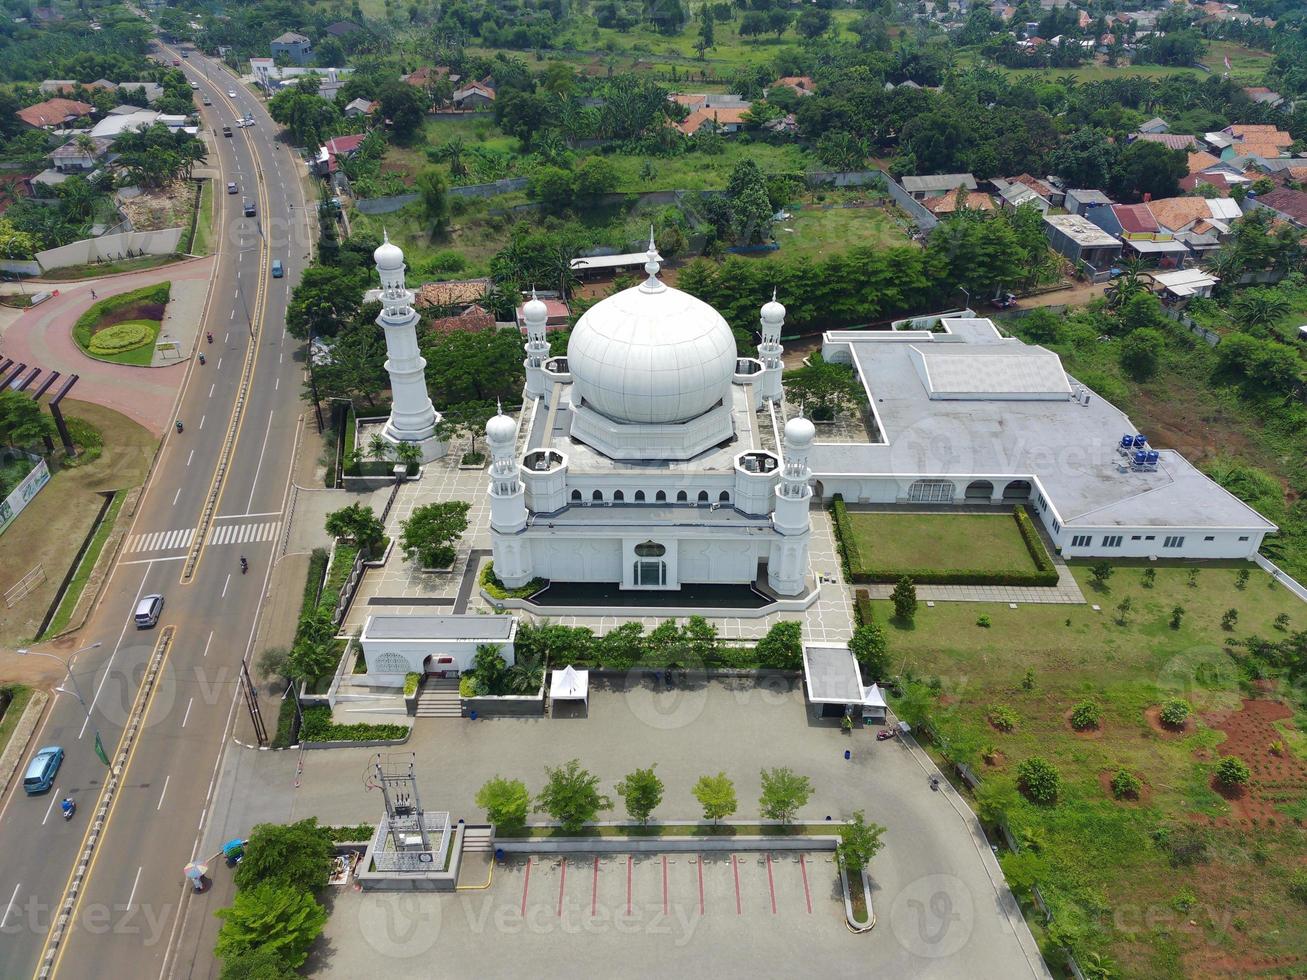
[{"xmin": 125, "ymin": 520, "xmax": 281, "ymax": 554}]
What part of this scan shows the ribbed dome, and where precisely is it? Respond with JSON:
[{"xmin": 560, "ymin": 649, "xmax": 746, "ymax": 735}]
[{"xmin": 567, "ymin": 282, "xmax": 737, "ymax": 425}]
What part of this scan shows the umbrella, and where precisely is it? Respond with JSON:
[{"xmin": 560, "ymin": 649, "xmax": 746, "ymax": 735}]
[
  {"xmin": 183, "ymin": 861, "xmax": 208, "ymax": 881},
  {"xmin": 222, "ymin": 839, "xmax": 245, "ymax": 857}
]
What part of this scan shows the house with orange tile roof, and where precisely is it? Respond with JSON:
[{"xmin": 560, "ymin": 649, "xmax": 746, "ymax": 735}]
[
  {"xmin": 1187, "ymin": 150, "xmax": 1221, "ymax": 174},
  {"xmin": 16, "ymin": 97, "xmax": 94, "ymax": 130},
  {"xmin": 922, "ymin": 188, "xmax": 995, "ymax": 215},
  {"xmin": 770, "ymin": 75, "xmax": 816, "ymax": 97},
  {"xmin": 676, "ymin": 105, "xmax": 752, "ymax": 135},
  {"xmin": 1146, "ymin": 196, "xmax": 1241, "ymax": 257}
]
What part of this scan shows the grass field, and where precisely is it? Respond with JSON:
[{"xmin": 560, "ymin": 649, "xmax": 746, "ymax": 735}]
[
  {"xmin": 607, "ymin": 141, "xmax": 815, "ymax": 191},
  {"xmin": 773, "ymin": 199, "xmax": 909, "ymax": 260},
  {"xmin": 40, "ymin": 254, "xmax": 177, "ymax": 282},
  {"xmin": 40, "ymin": 489, "xmax": 125, "ymax": 639},
  {"xmin": 190, "ymin": 177, "xmax": 214, "ymax": 256},
  {"xmin": 0, "ymin": 685, "xmax": 34, "ymax": 759},
  {"xmin": 1199, "ymin": 41, "xmax": 1274, "ymax": 82},
  {"xmin": 878, "ymin": 563, "xmax": 1307, "ymax": 978},
  {"xmin": 847, "ymin": 511, "xmax": 1039, "ymax": 575}
]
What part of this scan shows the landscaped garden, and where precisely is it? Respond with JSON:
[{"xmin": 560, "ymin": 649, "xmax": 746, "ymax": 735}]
[
  {"xmin": 877, "ymin": 562, "xmax": 1307, "ymax": 977},
  {"xmin": 833, "ymin": 502, "xmax": 1057, "ymax": 585},
  {"xmin": 71, "ymin": 282, "xmax": 171, "ymax": 366}
]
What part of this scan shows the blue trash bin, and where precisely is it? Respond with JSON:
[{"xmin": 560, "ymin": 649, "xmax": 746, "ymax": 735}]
[
  {"xmin": 469, "ymin": 709, "xmax": 478, "ymax": 720},
  {"xmin": 844, "ymin": 749, "xmax": 851, "ymax": 761}
]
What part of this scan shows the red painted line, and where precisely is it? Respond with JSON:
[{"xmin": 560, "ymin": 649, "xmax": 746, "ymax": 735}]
[
  {"xmin": 557, "ymin": 858, "xmax": 568, "ymax": 917},
  {"xmin": 520, "ymin": 857, "xmax": 532, "ymax": 917},
  {"xmin": 627, "ymin": 855, "xmax": 633, "ymax": 917},
  {"xmin": 662, "ymin": 855, "xmax": 668, "ymax": 917},
  {"xmin": 592, "ymin": 856, "xmax": 599, "ymax": 918},
  {"xmin": 766, "ymin": 854, "xmax": 777, "ymax": 915},
  {"xmin": 800, "ymin": 854, "xmax": 812, "ymax": 914},
  {"xmin": 732, "ymin": 854, "xmax": 742, "ymax": 915},
  {"xmin": 697, "ymin": 855, "xmax": 705, "ymax": 915}
]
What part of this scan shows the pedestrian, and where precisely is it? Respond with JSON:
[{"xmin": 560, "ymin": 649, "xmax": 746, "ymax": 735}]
[{"xmin": 91, "ymin": 288, "xmax": 96, "ymax": 298}]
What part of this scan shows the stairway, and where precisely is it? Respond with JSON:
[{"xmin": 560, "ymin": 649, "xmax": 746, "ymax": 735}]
[
  {"xmin": 415, "ymin": 677, "xmax": 462, "ymax": 718},
  {"xmin": 461, "ymin": 826, "xmax": 495, "ymax": 852}
]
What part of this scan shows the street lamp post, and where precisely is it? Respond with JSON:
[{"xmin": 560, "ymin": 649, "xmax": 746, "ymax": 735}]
[{"xmin": 16, "ymin": 642, "xmax": 109, "ymax": 765}]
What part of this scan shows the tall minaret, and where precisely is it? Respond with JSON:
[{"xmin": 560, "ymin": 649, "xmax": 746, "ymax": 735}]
[
  {"xmin": 373, "ymin": 232, "xmax": 445, "ymax": 462},
  {"xmin": 522, "ymin": 289, "xmax": 550, "ymax": 400},
  {"xmin": 768, "ymin": 414, "xmax": 814, "ymax": 596},
  {"xmin": 486, "ymin": 402, "xmax": 532, "ymax": 587},
  {"xmin": 757, "ymin": 289, "xmax": 785, "ymax": 407}
]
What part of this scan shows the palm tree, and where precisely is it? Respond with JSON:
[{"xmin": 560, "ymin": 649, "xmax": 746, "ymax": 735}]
[
  {"xmin": 506, "ymin": 648, "xmax": 543, "ymax": 694},
  {"xmin": 367, "ymin": 432, "xmax": 391, "ymax": 463},
  {"xmin": 1231, "ymin": 291, "xmax": 1290, "ymax": 333},
  {"xmin": 432, "ymin": 138, "xmax": 468, "ymax": 178},
  {"xmin": 545, "ymin": 242, "xmax": 580, "ymax": 300}
]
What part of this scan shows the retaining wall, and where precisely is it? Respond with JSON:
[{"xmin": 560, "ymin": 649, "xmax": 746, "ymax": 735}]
[{"xmin": 35, "ymin": 227, "xmax": 184, "ymax": 271}]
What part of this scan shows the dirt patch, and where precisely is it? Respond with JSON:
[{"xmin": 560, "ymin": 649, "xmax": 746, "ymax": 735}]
[
  {"xmin": 1097, "ymin": 769, "xmax": 1153, "ymax": 805},
  {"xmin": 1065, "ymin": 707, "xmax": 1106, "ymax": 739},
  {"xmin": 1202, "ymin": 699, "xmax": 1307, "ymax": 826},
  {"xmin": 117, "ymin": 179, "xmax": 196, "ymax": 232},
  {"xmin": 94, "ymin": 300, "xmax": 165, "ymax": 333},
  {"xmin": 982, "ymin": 750, "xmax": 1007, "ymax": 768},
  {"xmin": 1145, "ymin": 704, "xmax": 1196, "ymax": 738}
]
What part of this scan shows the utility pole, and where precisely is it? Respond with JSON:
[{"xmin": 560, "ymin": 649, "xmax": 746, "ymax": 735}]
[
  {"xmin": 17, "ymin": 642, "xmax": 109, "ymax": 764},
  {"xmin": 239, "ymin": 659, "xmax": 268, "ymax": 746}
]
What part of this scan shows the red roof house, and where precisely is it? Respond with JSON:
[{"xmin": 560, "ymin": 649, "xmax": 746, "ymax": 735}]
[{"xmin": 16, "ymin": 98, "xmax": 94, "ymax": 129}]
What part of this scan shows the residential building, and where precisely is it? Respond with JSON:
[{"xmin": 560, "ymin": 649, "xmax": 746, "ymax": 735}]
[
  {"xmin": 16, "ymin": 98, "xmax": 94, "ymax": 130},
  {"xmin": 1220, "ymin": 123, "xmax": 1293, "ymax": 162},
  {"xmin": 1254, "ymin": 187, "xmax": 1307, "ymax": 228},
  {"xmin": 1042, "ymin": 213, "xmax": 1123, "ymax": 274},
  {"xmin": 1134, "ymin": 132, "xmax": 1200, "ymax": 151},
  {"xmin": 412, "ymin": 278, "xmax": 491, "ymax": 311},
  {"xmin": 324, "ymin": 20, "xmax": 363, "ymax": 37},
  {"xmin": 251, "ymin": 63, "xmax": 352, "ymax": 100},
  {"xmin": 451, "ymin": 81, "xmax": 495, "ymax": 110},
  {"xmin": 88, "ymin": 110, "xmax": 192, "ymax": 140},
  {"xmin": 1243, "ymin": 86, "xmax": 1284, "ymax": 108},
  {"xmin": 1138, "ymin": 116, "xmax": 1168, "ymax": 134},
  {"xmin": 404, "ymin": 66, "xmax": 461, "ymax": 89},
  {"xmin": 1187, "ymin": 150, "xmax": 1222, "ymax": 174},
  {"xmin": 923, "ymin": 187, "xmax": 995, "ymax": 215},
  {"xmin": 676, "ymin": 106, "xmax": 751, "ymax": 136},
  {"xmin": 1147, "ymin": 269, "xmax": 1220, "ymax": 301},
  {"xmin": 426, "ymin": 304, "xmax": 495, "ymax": 336},
  {"xmin": 1086, "ymin": 203, "xmax": 1189, "ymax": 267},
  {"xmin": 1178, "ymin": 170, "xmax": 1246, "ymax": 196},
  {"xmin": 1064, "ymin": 188, "xmax": 1113, "ymax": 215},
  {"xmin": 1146, "ymin": 196, "xmax": 1241, "ymax": 258},
  {"xmin": 344, "ymin": 98, "xmax": 377, "ymax": 118},
  {"xmin": 39, "ymin": 79, "xmax": 114, "ymax": 97},
  {"xmin": 900, "ymin": 173, "xmax": 977, "ymax": 200},
  {"xmin": 50, "ymin": 135, "xmax": 111, "ymax": 172},
  {"xmin": 770, "ymin": 75, "xmax": 816, "ymax": 97},
  {"xmin": 270, "ymin": 30, "xmax": 313, "ymax": 66},
  {"xmin": 515, "ymin": 297, "xmax": 569, "ymax": 330},
  {"xmin": 312, "ymin": 132, "xmax": 368, "ymax": 176}
]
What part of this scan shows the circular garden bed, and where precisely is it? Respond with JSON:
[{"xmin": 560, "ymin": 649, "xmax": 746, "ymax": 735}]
[{"xmin": 72, "ymin": 282, "xmax": 170, "ymax": 366}]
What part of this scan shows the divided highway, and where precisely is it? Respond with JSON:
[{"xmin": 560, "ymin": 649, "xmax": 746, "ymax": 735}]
[{"xmin": 0, "ymin": 44, "xmax": 312, "ymax": 980}]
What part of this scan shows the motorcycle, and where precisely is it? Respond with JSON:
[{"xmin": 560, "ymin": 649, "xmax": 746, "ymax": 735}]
[
  {"xmin": 240, "ymin": 556, "xmax": 248, "ymax": 574},
  {"xmin": 198, "ymin": 353, "xmax": 206, "ymax": 365},
  {"xmin": 206, "ymin": 332, "xmax": 213, "ymax": 344},
  {"xmin": 60, "ymin": 798, "xmax": 75, "ymax": 820},
  {"xmin": 876, "ymin": 728, "xmax": 897, "ymax": 741},
  {"xmin": 175, "ymin": 420, "xmax": 184, "ymax": 433}
]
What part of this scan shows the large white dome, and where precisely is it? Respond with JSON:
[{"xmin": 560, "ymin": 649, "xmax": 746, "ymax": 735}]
[{"xmin": 567, "ymin": 281, "xmax": 737, "ymax": 425}]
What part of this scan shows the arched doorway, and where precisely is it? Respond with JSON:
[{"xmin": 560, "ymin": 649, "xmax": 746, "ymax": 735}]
[
  {"xmin": 1002, "ymin": 480, "xmax": 1032, "ymax": 501},
  {"xmin": 965, "ymin": 480, "xmax": 994, "ymax": 501},
  {"xmin": 633, "ymin": 541, "xmax": 667, "ymax": 586}
]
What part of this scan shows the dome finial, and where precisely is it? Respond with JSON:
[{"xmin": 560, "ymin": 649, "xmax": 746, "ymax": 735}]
[
  {"xmin": 641, "ymin": 224, "xmax": 664, "ymax": 293},
  {"xmin": 497, "ymin": 397, "xmax": 503, "ymax": 416}
]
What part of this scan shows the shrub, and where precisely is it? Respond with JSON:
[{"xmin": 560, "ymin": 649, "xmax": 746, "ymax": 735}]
[
  {"xmin": 853, "ymin": 588, "xmax": 873, "ymax": 626},
  {"xmin": 890, "ymin": 576, "xmax": 917, "ymax": 622},
  {"xmin": 987, "ymin": 705, "xmax": 1018, "ymax": 732},
  {"xmin": 1169, "ymin": 605, "xmax": 1184, "ymax": 629},
  {"xmin": 478, "ymin": 561, "xmax": 545, "ymax": 600},
  {"xmin": 1159, "ymin": 698, "xmax": 1190, "ymax": 728},
  {"xmin": 1215, "ymin": 755, "xmax": 1250, "ymax": 788},
  {"xmin": 755, "ymin": 621, "xmax": 802, "ymax": 670},
  {"xmin": 1110, "ymin": 767, "xmax": 1141, "ymax": 799},
  {"xmin": 1089, "ymin": 562, "xmax": 1113, "ymax": 587},
  {"xmin": 214, "ymin": 882, "xmax": 325, "ymax": 969},
  {"xmin": 322, "ymin": 823, "xmax": 375, "ymax": 843},
  {"xmin": 976, "ymin": 614, "xmax": 991, "ymax": 628},
  {"xmin": 88, "ymin": 320, "xmax": 153, "ymax": 354},
  {"xmin": 1235, "ymin": 568, "xmax": 1250, "ymax": 590},
  {"xmin": 459, "ymin": 674, "xmax": 477, "ymax": 698},
  {"xmin": 234, "ymin": 818, "xmax": 335, "ymax": 893},
  {"xmin": 849, "ymin": 622, "xmax": 889, "ymax": 679},
  {"xmin": 1288, "ymin": 870, "xmax": 1307, "ymax": 906},
  {"xmin": 1070, "ymin": 699, "xmax": 1102, "ymax": 731},
  {"xmin": 1221, "ymin": 608, "xmax": 1238, "ymax": 630},
  {"xmin": 1153, "ymin": 825, "xmax": 1209, "ymax": 867},
  {"xmin": 1141, "ymin": 567, "xmax": 1156, "ymax": 588},
  {"xmin": 476, "ymin": 775, "xmax": 531, "ymax": 832},
  {"xmin": 298, "ymin": 706, "xmax": 407, "ymax": 743},
  {"xmin": 403, "ymin": 672, "xmax": 420, "ymax": 697},
  {"xmin": 1016, "ymin": 757, "xmax": 1060, "ymax": 805}
]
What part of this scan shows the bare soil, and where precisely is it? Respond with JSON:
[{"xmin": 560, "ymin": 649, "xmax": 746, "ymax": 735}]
[
  {"xmin": 1201, "ymin": 699, "xmax": 1306, "ymax": 827},
  {"xmin": 95, "ymin": 299, "xmax": 166, "ymax": 335},
  {"xmin": 1144, "ymin": 704, "xmax": 1196, "ymax": 739}
]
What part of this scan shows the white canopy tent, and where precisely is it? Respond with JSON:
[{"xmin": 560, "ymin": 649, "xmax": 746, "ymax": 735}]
[{"xmin": 550, "ymin": 665, "xmax": 589, "ymax": 716}]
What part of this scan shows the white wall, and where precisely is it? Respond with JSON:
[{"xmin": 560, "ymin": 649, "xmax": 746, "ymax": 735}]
[
  {"xmin": 36, "ymin": 227, "xmax": 184, "ymax": 271},
  {"xmin": 1054, "ymin": 527, "xmax": 1265, "ymax": 561}
]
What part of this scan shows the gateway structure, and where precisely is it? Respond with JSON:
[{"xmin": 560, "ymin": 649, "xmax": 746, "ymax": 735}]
[
  {"xmin": 816, "ymin": 316, "xmax": 1275, "ymax": 559},
  {"xmin": 487, "ymin": 239, "xmax": 813, "ymax": 597}
]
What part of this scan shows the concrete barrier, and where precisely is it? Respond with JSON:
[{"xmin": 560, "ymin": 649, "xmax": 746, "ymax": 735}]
[
  {"xmin": 35, "ymin": 227, "xmax": 184, "ymax": 271},
  {"xmin": 496, "ymin": 834, "xmax": 839, "ymax": 855}
]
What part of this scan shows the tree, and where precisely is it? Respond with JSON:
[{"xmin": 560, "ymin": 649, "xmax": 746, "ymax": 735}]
[
  {"xmin": 214, "ymin": 882, "xmax": 326, "ymax": 969},
  {"xmin": 475, "ymin": 776, "xmax": 531, "ymax": 831},
  {"xmin": 527, "ymin": 165, "xmax": 575, "ymax": 213},
  {"xmin": 1048, "ymin": 128, "xmax": 1117, "ymax": 189},
  {"xmin": 615, "ymin": 765, "xmax": 664, "ymax": 825},
  {"xmin": 755, "ymin": 621, "xmax": 802, "ymax": 670},
  {"xmin": 399, "ymin": 500, "xmax": 471, "ymax": 568},
  {"xmin": 837, "ymin": 811, "xmax": 887, "ymax": 873},
  {"xmin": 1089, "ymin": 562, "xmax": 1114, "ymax": 588},
  {"xmin": 1214, "ymin": 755, "xmax": 1250, "ymax": 788},
  {"xmin": 0, "ymin": 217, "xmax": 39, "ymax": 260},
  {"xmin": 535, "ymin": 759, "xmax": 612, "ymax": 831},
  {"xmin": 377, "ymin": 80, "xmax": 424, "ymax": 140},
  {"xmin": 234, "ymin": 818, "xmax": 335, "ymax": 893},
  {"xmin": 693, "ymin": 772, "xmax": 737, "ymax": 824},
  {"xmin": 289, "ymin": 606, "xmax": 337, "ymax": 681},
  {"xmin": 891, "ymin": 576, "xmax": 917, "ymax": 622},
  {"xmin": 815, "ymin": 132, "xmax": 867, "ymax": 171},
  {"xmin": 416, "ymin": 168, "xmax": 449, "ymax": 232},
  {"xmin": 1231, "ymin": 290, "xmax": 1291, "ymax": 334},
  {"xmin": 572, "ymin": 156, "xmax": 618, "ymax": 198},
  {"xmin": 218, "ymin": 948, "xmax": 299, "ymax": 980},
  {"xmin": 469, "ymin": 643, "xmax": 511, "ymax": 696},
  {"xmin": 256, "ymin": 646, "xmax": 292, "ymax": 682},
  {"xmin": 732, "ymin": 180, "xmax": 774, "ymax": 246},
  {"xmin": 850, "ymin": 623, "xmax": 890, "ymax": 680},
  {"xmin": 696, "ymin": 3, "xmax": 716, "ymax": 57},
  {"xmin": 323, "ymin": 503, "xmax": 385, "ymax": 556},
  {"xmin": 796, "ymin": 7, "xmax": 831, "ymax": 38},
  {"xmin": 759, "ymin": 767, "xmax": 812, "ymax": 825},
  {"xmin": 0, "ymin": 391, "xmax": 55, "ymax": 449},
  {"xmin": 1015, "ymin": 757, "xmax": 1060, "ymax": 805},
  {"xmin": 1119, "ymin": 327, "xmax": 1165, "ymax": 380},
  {"xmin": 1112, "ymin": 141, "xmax": 1187, "ymax": 201}
]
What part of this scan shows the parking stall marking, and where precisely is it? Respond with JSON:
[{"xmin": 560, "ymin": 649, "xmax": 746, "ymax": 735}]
[
  {"xmin": 697, "ymin": 855, "xmax": 705, "ymax": 915},
  {"xmin": 800, "ymin": 855, "xmax": 812, "ymax": 914},
  {"xmin": 626, "ymin": 856, "xmax": 633, "ymax": 917},
  {"xmin": 732, "ymin": 855, "xmax": 742, "ymax": 915},
  {"xmin": 591, "ymin": 856, "xmax": 599, "ymax": 918},
  {"xmin": 557, "ymin": 858, "xmax": 567, "ymax": 918},
  {"xmin": 766, "ymin": 854, "xmax": 777, "ymax": 915},
  {"xmin": 520, "ymin": 858, "xmax": 531, "ymax": 918},
  {"xmin": 662, "ymin": 856, "xmax": 668, "ymax": 917}
]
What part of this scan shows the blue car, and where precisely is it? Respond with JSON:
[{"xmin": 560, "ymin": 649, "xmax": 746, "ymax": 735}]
[{"xmin": 23, "ymin": 745, "xmax": 64, "ymax": 795}]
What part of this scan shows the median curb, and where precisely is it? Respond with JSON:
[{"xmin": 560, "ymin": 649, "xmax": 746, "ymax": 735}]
[{"xmin": 0, "ymin": 690, "xmax": 50, "ymax": 801}]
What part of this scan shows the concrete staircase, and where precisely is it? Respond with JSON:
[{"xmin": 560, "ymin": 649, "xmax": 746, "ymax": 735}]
[
  {"xmin": 415, "ymin": 678, "xmax": 462, "ymax": 718},
  {"xmin": 461, "ymin": 826, "xmax": 495, "ymax": 852}
]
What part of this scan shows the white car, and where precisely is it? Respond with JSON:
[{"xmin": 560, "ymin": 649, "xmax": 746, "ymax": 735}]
[
  {"xmin": 227, "ymin": 89, "xmax": 237, "ymax": 98},
  {"xmin": 189, "ymin": 81, "xmax": 199, "ymax": 90}
]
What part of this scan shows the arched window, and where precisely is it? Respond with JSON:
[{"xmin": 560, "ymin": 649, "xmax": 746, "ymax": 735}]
[
  {"xmin": 570, "ymin": 489, "xmax": 581, "ymax": 502},
  {"xmin": 655, "ymin": 490, "xmax": 666, "ymax": 502},
  {"xmin": 965, "ymin": 480, "xmax": 994, "ymax": 501},
  {"xmin": 719, "ymin": 491, "xmax": 730, "ymax": 503},
  {"xmin": 633, "ymin": 542, "xmax": 667, "ymax": 586},
  {"xmin": 697, "ymin": 490, "xmax": 709, "ymax": 503},
  {"xmin": 613, "ymin": 490, "xmax": 624, "ymax": 502},
  {"xmin": 634, "ymin": 541, "xmax": 666, "ymax": 557},
  {"xmin": 908, "ymin": 479, "xmax": 956, "ymax": 504},
  {"xmin": 676, "ymin": 490, "xmax": 688, "ymax": 502},
  {"xmin": 635, "ymin": 490, "xmax": 645, "ymax": 502},
  {"xmin": 592, "ymin": 489, "xmax": 603, "ymax": 502}
]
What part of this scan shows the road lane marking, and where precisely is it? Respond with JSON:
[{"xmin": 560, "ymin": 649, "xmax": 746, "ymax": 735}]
[
  {"xmin": 127, "ymin": 866, "xmax": 142, "ymax": 908},
  {"xmin": 118, "ymin": 556, "xmax": 186, "ymax": 566},
  {"xmin": 157, "ymin": 776, "xmax": 170, "ymax": 811},
  {"xmin": 203, "ymin": 631, "xmax": 213, "ymax": 657},
  {"xmin": 1, "ymin": 883, "xmax": 19, "ymax": 928},
  {"xmin": 181, "ymin": 697, "xmax": 193, "ymax": 728},
  {"xmin": 216, "ymin": 356, "xmax": 223, "ymax": 370},
  {"xmin": 172, "ymin": 487, "xmax": 181, "ymax": 506},
  {"xmin": 243, "ymin": 411, "xmax": 275, "ymax": 512},
  {"xmin": 81, "ymin": 575, "xmax": 148, "ymax": 739},
  {"xmin": 186, "ymin": 450, "xmax": 194, "ymax": 467},
  {"xmin": 199, "ymin": 415, "xmax": 206, "ymax": 430},
  {"xmin": 208, "ymin": 384, "xmax": 214, "ymax": 398},
  {"xmin": 42, "ymin": 787, "xmax": 63, "ymax": 825},
  {"xmin": 221, "ymin": 573, "xmax": 231, "ymax": 598},
  {"xmin": 215, "ymin": 511, "xmax": 281, "ymax": 520}
]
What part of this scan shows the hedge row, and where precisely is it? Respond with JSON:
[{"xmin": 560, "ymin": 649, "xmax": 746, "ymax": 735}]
[
  {"xmin": 830, "ymin": 497, "xmax": 1059, "ymax": 587},
  {"xmin": 854, "ymin": 588, "xmax": 874, "ymax": 626},
  {"xmin": 299, "ymin": 705, "xmax": 408, "ymax": 743}
]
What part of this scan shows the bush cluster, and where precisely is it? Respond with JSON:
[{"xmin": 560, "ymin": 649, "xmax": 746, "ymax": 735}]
[
  {"xmin": 1070, "ymin": 699, "xmax": 1102, "ymax": 731},
  {"xmin": 299, "ymin": 705, "xmax": 408, "ymax": 743},
  {"xmin": 1016, "ymin": 757, "xmax": 1060, "ymax": 806},
  {"xmin": 1159, "ymin": 698, "xmax": 1190, "ymax": 728},
  {"xmin": 479, "ymin": 560, "xmax": 546, "ymax": 600},
  {"xmin": 88, "ymin": 320, "xmax": 152, "ymax": 354}
]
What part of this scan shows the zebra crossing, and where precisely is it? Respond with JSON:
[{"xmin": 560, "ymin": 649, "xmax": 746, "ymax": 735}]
[{"xmin": 125, "ymin": 519, "xmax": 282, "ymax": 554}]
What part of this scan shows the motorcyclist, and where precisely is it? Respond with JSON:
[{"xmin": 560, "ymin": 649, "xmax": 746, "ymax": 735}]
[
  {"xmin": 60, "ymin": 797, "xmax": 74, "ymax": 816},
  {"xmin": 175, "ymin": 419, "xmax": 184, "ymax": 433},
  {"xmin": 240, "ymin": 555, "xmax": 248, "ymax": 573}
]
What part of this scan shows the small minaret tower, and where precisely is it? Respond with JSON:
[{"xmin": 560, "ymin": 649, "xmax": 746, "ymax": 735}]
[
  {"xmin": 373, "ymin": 232, "xmax": 445, "ymax": 461},
  {"xmin": 522, "ymin": 289, "xmax": 551, "ymax": 400},
  {"xmin": 486, "ymin": 402, "xmax": 532, "ymax": 587},
  {"xmin": 768, "ymin": 414, "xmax": 814, "ymax": 596},
  {"xmin": 757, "ymin": 289, "xmax": 785, "ymax": 406}
]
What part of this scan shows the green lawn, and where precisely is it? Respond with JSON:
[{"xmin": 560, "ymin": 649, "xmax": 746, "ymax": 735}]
[
  {"xmin": 40, "ymin": 489, "xmax": 125, "ymax": 639},
  {"xmin": 41, "ymin": 254, "xmax": 177, "ymax": 282},
  {"xmin": 878, "ymin": 563, "xmax": 1307, "ymax": 977},
  {"xmin": 72, "ymin": 282, "xmax": 170, "ymax": 366},
  {"xmin": 1199, "ymin": 41, "xmax": 1274, "ymax": 82},
  {"xmin": 846, "ymin": 511, "xmax": 1039, "ymax": 576},
  {"xmin": 189, "ymin": 177, "xmax": 214, "ymax": 256},
  {"xmin": 0, "ymin": 685, "xmax": 34, "ymax": 760},
  {"xmin": 606, "ymin": 141, "xmax": 815, "ymax": 192},
  {"xmin": 773, "ymin": 199, "xmax": 908, "ymax": 260}
]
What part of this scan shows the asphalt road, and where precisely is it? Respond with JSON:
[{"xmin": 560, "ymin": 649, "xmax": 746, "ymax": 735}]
[{"xmin": 0, "ymin": 44, "xmax": 312, "ymax": 980}]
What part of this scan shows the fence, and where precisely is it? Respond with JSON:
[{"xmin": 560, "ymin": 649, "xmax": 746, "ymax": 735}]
[
  {"xmin": 1162, "ymin": 306, "xmax": 1220, "ymax": 346},
  {"xmin": 4, "ymin": 564, "xmax": 44, "ymax": 607},
  {"xmin": 34, "ymin": 227, "xmax": 184, "ymax": 271},
  {"xmin": 353, "ymin": 192, "xmax": 419, "ymax": 215},
  {"xmin": 0, "ymin": 259, "xmax": 41, "ymax": 277},
  {"xmin": 449, "ymin": 177, "xmax": 528, "ymax": 199},
  {"xmin": 805, "ymin": 169, "xmax": 888, "ymax": 189},
  {"xmin": 882, "ymin": 173, "xmax": 938, "ymax": 231}
]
